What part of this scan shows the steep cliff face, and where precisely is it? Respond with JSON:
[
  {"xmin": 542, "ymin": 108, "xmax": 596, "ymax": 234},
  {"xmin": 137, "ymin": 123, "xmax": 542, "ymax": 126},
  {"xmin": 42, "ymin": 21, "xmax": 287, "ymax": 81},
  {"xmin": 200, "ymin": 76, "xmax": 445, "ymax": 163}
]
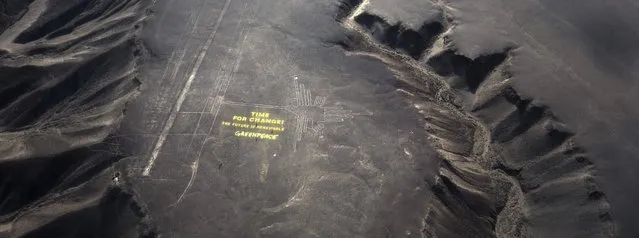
[
  {"xmin": 336, "ymin": 0, "xmax": 616, "ymax": 237},
  {"xmin": 0, "ymin": 1, "xmax": 155, "ymax": 237}
]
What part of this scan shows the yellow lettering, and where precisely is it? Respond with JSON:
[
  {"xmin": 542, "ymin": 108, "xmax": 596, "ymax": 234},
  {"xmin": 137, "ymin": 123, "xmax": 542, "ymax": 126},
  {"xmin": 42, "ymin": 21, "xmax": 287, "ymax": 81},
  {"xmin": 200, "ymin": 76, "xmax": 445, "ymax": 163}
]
[
  {"xmin": 232, "ymin": 116, "xmax": 247, "ymax": 121},
  {"xmin": 231, "ymin": 122, "xmax": 249, "ymax": 128},
  {"xmin": 255, "ymin": 125, "xmax": 285, "ymax": 132},
  {"xmin": 251, "ymin": 112, "xmax": 270, "ymax": 118},
  {"xmin": 247, "ymin": 117, "xmax": 284, "ymax": 125},
  {"xmin": 233, "ymin": 130, "xmax": 279, "ymax": 140},
  {"xmin": 227, "ymin": 111, "xmax": 286, "ymax": 141}
]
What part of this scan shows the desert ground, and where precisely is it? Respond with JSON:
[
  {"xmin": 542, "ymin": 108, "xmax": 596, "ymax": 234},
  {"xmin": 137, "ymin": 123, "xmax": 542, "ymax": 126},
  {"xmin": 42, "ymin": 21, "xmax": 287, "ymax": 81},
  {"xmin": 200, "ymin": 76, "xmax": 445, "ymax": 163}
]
[{"xmin": 1, "ymin": 0, "xmax": 638, "ymax": 237}]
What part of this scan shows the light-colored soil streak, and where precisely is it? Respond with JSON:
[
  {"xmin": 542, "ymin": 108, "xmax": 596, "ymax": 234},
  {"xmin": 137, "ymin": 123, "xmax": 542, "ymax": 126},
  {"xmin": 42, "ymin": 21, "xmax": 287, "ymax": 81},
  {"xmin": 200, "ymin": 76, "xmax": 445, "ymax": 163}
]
[{"xmin": 337, "ymin": 0, "xmax": 616, "ymax": 237}]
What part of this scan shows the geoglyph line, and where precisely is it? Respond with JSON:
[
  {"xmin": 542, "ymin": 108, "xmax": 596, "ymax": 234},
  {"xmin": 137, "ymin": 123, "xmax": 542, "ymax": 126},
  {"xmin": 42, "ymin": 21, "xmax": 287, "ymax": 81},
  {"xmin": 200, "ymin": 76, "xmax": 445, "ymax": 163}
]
[
  {"xmin": 142, "ymin": 0, "xmax": 234, "ymax": 176},
  {"xmin": 172, "ymin": 0, "xmax": 258, "ymax": 205}
]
